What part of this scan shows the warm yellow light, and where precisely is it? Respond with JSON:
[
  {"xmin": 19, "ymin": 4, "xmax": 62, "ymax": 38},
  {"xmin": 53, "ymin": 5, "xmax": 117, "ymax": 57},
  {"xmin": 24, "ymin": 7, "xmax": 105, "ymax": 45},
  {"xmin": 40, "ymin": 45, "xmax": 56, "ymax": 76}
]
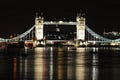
[
  {"xmin": 50, "ymin": 21, "xmax": 53, "ymax": 23},
  {"xmin": 110, "ymin": 42, "xmax": 118, "ymax": 46},
  {"xmin": 76, "ymin": 48, "xmax": 85, "ymax": 80},
  {"xmin": 59, "ymin": 20, "xmax": 63, "ymax": 23},
  {"xmin": 36, "ymin": 27, "xmax": 43, "ymax": 40},
  {"xmin": 34, "ymin": 48, "xmax": 44, "ymax": 80},
  {"xmin": 77, "ymin": 30, "xmax": 85, "ymax": 40}
]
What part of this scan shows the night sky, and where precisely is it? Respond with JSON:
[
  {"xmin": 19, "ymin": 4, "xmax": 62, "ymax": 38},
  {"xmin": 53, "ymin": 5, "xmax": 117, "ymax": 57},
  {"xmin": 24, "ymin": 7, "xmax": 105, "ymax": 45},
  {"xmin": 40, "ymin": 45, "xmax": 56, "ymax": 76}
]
[{"xmin": 0, "ymin": 0, "xmax": 120, "ymax": 38}]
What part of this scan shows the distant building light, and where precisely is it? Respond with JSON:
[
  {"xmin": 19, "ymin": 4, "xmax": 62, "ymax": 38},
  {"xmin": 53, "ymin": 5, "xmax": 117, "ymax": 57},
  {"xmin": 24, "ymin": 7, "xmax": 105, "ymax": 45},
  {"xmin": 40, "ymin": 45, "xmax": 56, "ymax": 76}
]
[
  {"xmin": 59, "ymin": 21, "xmax": 63, "ymax": 23},
  {"xmin": 56, "ymin": 28, "xmax": 60, "ymax": 32},
  {"xmin": 50, "ymin": 21, "xmax": 53, "ymax": 23}
]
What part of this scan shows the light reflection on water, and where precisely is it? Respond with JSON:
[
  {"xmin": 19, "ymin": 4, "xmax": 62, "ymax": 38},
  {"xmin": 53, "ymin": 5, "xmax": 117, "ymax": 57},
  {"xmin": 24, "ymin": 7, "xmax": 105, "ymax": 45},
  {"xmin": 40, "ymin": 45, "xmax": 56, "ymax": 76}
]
[
  {"xmin": 34, "ymin": 48, "xmax": 44, "ymax": 80},
  {"xmin": 76, "ymin": 48, "xmax": 85, "ymax": 80},
  {"xmin": 1, "ymin": 47, "xmax": 120, "ymax": 80}
]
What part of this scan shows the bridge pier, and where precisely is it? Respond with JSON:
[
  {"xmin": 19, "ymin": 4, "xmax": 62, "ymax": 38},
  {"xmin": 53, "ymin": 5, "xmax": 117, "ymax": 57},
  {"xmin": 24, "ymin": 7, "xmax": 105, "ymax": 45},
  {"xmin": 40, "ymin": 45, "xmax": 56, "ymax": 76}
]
[
  {"xmin": 75, "ymin": 40, "xmax": 80, "ymax": 47},
  {"xmin": 33, "ymin": 40, "xmax": 46, "ymax": 47},
  {"xmin": 75, "ymin": 40, "xmax": 87, "ymax": 47}
]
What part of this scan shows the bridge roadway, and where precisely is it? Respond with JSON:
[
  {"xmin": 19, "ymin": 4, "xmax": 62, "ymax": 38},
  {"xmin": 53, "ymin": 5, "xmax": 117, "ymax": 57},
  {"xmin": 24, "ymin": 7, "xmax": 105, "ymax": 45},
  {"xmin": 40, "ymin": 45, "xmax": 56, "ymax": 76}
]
[{"xmin": 45, "ymin": 40, "xmax": 75, "ymax": 46}]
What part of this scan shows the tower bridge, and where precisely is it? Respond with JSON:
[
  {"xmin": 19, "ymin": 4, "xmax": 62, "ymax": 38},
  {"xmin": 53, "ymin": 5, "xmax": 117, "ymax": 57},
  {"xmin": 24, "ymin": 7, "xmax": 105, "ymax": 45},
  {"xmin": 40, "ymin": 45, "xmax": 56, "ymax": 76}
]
[{"xmin": 0, "ymin": 13, "xmax": 120, "ymax": 47}]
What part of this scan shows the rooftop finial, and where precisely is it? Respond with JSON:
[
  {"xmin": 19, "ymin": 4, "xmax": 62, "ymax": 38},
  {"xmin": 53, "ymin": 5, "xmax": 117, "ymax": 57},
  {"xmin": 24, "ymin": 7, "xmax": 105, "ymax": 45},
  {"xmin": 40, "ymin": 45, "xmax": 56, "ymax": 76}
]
[
  {"xmin": 77, "ymin": 10, "xmax": 83, "ymax": 17},
  {"xmin": 82, "ymin": 12, "xmax": 85, "ymax": 17},
  {"xmin": 41, "ymin": 12, "xmax": 43, "ymax": 17},
  {"xmin": 35, "ymin": 12, "xmax": 39, "ymax": 17}
]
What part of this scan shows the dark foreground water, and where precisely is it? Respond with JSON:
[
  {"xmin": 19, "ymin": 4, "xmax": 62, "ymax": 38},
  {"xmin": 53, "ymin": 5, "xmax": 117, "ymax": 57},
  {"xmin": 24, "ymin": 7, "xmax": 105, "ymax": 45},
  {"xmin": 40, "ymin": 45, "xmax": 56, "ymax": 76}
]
[{"xmin": 0, "ymin": 47, "xmax": 120, "ymax": 80}]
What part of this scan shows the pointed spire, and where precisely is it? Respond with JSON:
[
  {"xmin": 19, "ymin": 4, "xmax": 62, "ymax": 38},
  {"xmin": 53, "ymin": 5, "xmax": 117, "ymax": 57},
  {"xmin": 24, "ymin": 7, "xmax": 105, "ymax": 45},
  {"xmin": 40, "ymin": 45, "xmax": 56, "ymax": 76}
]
[
  {"xmin": 41, "ymin": 12, "xmax": 43, "ymax": 17},
  {"xmin": 82, "ymin": 13, "xmax": 85, "ymax": 18},
  {"xmin": 77, "ymin": 13, "xmax": 81, "ymax": 17},
  {"xmin": 35, "ymin": 12, "xmax": 39, "ymax": 17},
  {"xmin": 80, "ymin": 9, "xmax": 83, "ymax": 17},
  {"xmin": 103, "ymin": 28, "xmax": 106, "ymax": 36},
  {"xmin": 77, "ymin": 10, "xmax": 85, "ymax": 18}
]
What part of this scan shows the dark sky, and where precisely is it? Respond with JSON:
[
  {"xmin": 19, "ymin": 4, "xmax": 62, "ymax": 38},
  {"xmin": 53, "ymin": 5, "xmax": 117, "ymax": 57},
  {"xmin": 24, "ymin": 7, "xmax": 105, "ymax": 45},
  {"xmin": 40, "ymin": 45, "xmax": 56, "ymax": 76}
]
[{"xmin": 0, "ymin": 0, "xmax": 120, "ymax": 38}]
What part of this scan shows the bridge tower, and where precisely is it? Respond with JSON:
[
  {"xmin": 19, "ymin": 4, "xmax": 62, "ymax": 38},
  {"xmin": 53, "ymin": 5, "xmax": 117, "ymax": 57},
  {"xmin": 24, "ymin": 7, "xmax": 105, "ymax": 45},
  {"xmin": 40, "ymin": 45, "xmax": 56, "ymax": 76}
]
[
  {"xmin": 75, "ymin": 13, "xmax": 86, "ymax": 47},
  {"xmin": 33, "ymin": 13, "xmax": 44, "ymax": 47},
  {"xmin": 35, "ymin": 13, "xmax": 44, "ymax": 40},
  {"xmin": 76, "ymin": 13, "xmax": 85, "ymax": 40}
]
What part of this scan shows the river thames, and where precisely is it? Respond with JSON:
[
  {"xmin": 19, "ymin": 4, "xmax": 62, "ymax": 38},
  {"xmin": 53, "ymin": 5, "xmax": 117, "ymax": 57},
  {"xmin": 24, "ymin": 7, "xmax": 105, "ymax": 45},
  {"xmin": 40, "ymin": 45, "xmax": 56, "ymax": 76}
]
[{"xmin": 0, "ymin": 47, "xmax": 120, "ymax": 80}]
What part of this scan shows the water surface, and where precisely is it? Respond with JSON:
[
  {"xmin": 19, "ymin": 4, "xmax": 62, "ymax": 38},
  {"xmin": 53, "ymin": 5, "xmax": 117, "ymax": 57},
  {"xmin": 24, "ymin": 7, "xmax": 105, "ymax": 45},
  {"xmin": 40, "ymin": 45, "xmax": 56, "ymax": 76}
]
[{"xmin": 0, "ymin": 47, "xmax": 120, "ymax": 80}]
